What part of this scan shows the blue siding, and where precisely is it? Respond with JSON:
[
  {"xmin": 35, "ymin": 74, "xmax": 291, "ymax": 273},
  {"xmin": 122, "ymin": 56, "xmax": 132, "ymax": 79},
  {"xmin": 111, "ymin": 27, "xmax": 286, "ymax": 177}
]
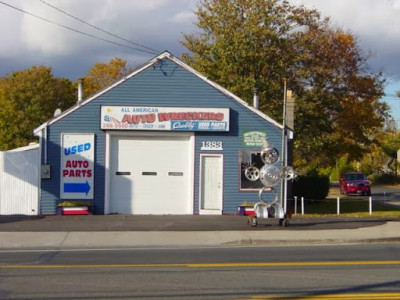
[
  {"xmin": 40, "ymin": 57, "xmax": 282, "ymax": 214},
  {"xmin": 194, "ymin": 117, "xmax": 282, "ymax": 214}
]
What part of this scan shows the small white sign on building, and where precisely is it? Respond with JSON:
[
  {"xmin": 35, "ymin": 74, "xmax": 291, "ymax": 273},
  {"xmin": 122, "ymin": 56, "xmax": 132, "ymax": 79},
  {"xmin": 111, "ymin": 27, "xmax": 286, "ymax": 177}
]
[{"xmin": 60, "ymin": 134, "xmax": 94, "ymax": 199}]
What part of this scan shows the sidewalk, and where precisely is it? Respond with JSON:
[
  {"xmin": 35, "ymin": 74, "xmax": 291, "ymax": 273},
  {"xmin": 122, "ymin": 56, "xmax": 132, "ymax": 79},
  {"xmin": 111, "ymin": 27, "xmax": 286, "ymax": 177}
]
[{"xmin": 0, "ymin": 215, "xmax": 399, "ymax": 249}]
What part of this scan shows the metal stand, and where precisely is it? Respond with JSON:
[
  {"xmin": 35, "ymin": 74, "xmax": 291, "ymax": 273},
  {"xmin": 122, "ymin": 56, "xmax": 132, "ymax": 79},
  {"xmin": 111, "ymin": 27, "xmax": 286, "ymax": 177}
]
[
  {"xmin": 247, "ymin": 188, "xmax": 290, "ymax": 227},
  {"xmin": 245, "ymin": 137, "xmax": 295, "ymax": 228}
]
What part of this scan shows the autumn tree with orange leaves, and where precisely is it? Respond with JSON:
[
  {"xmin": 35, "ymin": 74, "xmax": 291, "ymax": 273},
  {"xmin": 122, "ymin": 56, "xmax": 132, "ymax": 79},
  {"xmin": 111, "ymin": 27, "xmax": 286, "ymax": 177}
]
[
  {"xmin": 182, "ymin": 0, "xmax": 388, "ymax": 169},
  {"xmin": 80, "ymin": 57, "xmax": 133, "ymax": 98}
]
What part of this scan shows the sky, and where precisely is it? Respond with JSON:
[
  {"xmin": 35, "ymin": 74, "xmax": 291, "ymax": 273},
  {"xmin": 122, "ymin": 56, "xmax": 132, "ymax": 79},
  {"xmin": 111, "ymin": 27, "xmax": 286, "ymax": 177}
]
[{"xmin": 0, "ymin": 0, "xmax": 399, "ymax": 121}]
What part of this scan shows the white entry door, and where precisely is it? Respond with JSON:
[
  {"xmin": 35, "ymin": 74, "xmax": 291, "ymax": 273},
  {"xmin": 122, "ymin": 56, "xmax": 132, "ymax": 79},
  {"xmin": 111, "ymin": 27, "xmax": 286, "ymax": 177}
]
[{"xmin": 200, "ymin": 155, "xmax": 223, "ymax": 214}]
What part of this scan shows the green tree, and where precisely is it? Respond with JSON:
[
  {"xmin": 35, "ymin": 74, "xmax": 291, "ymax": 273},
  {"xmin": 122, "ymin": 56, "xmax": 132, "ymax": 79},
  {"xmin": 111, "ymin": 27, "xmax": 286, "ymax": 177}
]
[
  {"xmin": 181, "ymin": 0, "xmax": 388, "ymax": 169},
  {"xmin": 354, "ymin": 119, "xmax": 400, "ymax": 175},
  {"xmin": 378, "ymin": 130, "xmax": 400, "ymax": 174},
  {"xmin": 80, "ymin": 57, "xmax": 132, "ymax": 98},
  {"xmin": 0, "ymin": 66, "xmax": 75, "ymax": 150}
]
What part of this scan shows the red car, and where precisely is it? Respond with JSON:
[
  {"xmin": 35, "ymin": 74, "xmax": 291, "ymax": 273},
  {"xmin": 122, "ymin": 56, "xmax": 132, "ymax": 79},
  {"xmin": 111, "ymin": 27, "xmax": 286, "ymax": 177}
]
[{"xmin": 340, "ymin": 172, "xmax": 371, "ymax": 196}]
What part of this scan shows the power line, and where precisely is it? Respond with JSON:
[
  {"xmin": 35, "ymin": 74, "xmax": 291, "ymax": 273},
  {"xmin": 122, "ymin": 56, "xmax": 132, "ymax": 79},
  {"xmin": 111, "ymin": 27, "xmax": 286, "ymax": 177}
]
[
  {"xmin": 0, "ymin": 1, "xmax": 158, "ymax": 55},
  {"xmin": 385, "ymin": 93, "xmax": 400, "ymax": 97},
  {"xmin": 382, "ymin": 96, "xmax": 400, "ymax": 101},
  {"xmin": 39, "ymin": 0, "xmax": 159, "ymax": 54},
  {"xmin": 296, "ymin": 80, "xmax": 399, "ymax": 101}
]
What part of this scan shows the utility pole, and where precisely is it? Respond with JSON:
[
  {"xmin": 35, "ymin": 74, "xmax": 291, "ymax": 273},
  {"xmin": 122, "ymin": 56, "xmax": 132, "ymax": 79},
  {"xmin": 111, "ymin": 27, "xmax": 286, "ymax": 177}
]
[{"xmin": 281, "ymin": 79, "xmax": 287, "ymax": 212}]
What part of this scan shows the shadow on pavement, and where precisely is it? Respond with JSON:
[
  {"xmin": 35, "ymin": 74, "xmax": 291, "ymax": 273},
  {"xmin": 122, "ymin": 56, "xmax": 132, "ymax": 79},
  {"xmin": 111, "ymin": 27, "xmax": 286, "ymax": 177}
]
[
  {"xmin": 0, "ymin": 215, "xmax": 398, "ymax": 231},
  {"xmin": 0, "ymin": 215, "xmax": 45, "ymax": 224}
]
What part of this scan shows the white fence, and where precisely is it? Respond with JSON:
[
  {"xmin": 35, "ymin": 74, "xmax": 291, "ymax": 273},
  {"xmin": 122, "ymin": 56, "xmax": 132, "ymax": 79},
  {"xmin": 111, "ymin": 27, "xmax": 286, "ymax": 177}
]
[{"xmin": 0, "ymin": 144, "xmax": 39, "ymax": 215}]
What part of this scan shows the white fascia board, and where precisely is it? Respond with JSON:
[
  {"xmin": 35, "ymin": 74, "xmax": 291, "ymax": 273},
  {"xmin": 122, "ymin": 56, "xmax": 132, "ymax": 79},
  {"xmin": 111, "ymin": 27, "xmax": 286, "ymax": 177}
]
[{"xmin": 33, "ymin": 51, "xmax": 283, "ymax": 134}]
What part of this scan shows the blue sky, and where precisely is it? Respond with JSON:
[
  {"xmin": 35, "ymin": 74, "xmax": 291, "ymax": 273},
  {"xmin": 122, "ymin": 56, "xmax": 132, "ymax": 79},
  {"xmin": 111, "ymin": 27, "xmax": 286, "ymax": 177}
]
[{"xmin": 1, "ymin": 0, "xmax": 399, "ymax": 121}]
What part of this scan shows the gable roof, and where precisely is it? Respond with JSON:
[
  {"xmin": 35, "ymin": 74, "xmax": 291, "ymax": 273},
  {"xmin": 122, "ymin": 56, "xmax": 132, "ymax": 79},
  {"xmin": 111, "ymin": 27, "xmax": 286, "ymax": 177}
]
[{"xmin": 34, "ymin": 51, "xmax": 282, "ymax": 134}]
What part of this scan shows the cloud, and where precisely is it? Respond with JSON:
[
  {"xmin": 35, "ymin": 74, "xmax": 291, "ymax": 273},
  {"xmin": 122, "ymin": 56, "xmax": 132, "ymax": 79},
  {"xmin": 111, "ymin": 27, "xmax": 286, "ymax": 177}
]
[
  {"xmin": 1, "ymin": 0, "xmax": 399, "ymax": 86},
  {"xmin": 18, "ymin": 0, "xmax": 173, "ymax": 56},
  {"xmin": 169, "ymin": 11, "xmax": 195, "ymax": 24},
  {"xmin": 0, "ymin": 0, "xmax": 25, "ymax": 57},
  {"xmin": 291, "ymin": 0, "xmax": 400, "ymax": 81},
  {"xmin": 20, "ymin": 1, "xmax": 76, "ymax": 55},
  {"xmin": 0, "ymin": 0, "xmax": 198, "ymax": 78}
]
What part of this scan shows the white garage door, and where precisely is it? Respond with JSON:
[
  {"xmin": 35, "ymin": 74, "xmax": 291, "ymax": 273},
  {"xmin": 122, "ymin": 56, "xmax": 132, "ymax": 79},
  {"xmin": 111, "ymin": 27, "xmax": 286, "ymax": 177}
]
[{"xmin": 109, "ymin": 135, "xmax": 193, "ymax": 214}]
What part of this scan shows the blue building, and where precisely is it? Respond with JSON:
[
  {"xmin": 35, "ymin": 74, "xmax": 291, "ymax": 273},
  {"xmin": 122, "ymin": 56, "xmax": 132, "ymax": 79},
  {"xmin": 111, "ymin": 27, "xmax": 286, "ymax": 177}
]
[{"xmin": 34, "ymin": 52, "xmax": 284, "ymax": 215}]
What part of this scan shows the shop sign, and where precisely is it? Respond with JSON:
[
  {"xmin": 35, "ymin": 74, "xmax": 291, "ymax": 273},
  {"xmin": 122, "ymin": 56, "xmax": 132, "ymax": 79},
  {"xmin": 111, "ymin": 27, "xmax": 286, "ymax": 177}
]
[
  {"xmin": 101, "ymin": 106, "xmax": 230, "ymax": 132},
  {"xmin": 60, "ymin": 134, "xmax": 94, "ymax": 199},
  {"xmin": 243, "ymin": 130, "xmax": 267, "ymax": 147}
]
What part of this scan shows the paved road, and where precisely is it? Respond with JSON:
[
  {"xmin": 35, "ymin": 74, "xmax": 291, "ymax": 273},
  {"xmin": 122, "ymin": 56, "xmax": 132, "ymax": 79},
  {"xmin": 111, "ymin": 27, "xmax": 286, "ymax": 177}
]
[
  {"xmin": 1, "ymin": 243, "xmax": 399, "ymax": 299},
  {"xmin": 372, "ymin": 185, "xmax": 400, "ymax": 202},
  {"xmin": 327, "ymin": 184, "xmax": 400, "ymax": 212},
  {"xmin": 330, "ymin": 184, "xmax": 400, "ymax": 202}
]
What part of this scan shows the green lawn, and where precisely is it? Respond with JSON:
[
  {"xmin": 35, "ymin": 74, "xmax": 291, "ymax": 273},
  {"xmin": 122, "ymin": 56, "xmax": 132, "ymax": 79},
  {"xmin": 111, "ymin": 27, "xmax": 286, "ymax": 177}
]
[{"xmin": 290, "ymin": 197, "xmax": 400, "ymax": 218}]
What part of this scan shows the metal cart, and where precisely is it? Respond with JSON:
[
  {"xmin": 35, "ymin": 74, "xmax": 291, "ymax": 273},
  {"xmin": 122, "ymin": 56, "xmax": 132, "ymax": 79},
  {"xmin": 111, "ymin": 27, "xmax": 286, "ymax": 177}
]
[
  {"xmin": 247, "ymin": 187, "xmax": 290, "ymax": 227},
  {"xmin": 247, "ymin": 201, "xmax": 289, "ymax": 227}
]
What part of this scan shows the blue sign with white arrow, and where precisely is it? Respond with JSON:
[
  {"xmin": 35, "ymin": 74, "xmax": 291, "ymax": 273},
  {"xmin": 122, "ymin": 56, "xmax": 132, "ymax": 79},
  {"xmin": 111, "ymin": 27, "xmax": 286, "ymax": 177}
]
[
  {"xmin": 61, "ymin": 134, "xmax": 94, "ymax": 199},
  {"xmin": 64, "ymin": 181, "xmax": 91, "ymax": 195}
]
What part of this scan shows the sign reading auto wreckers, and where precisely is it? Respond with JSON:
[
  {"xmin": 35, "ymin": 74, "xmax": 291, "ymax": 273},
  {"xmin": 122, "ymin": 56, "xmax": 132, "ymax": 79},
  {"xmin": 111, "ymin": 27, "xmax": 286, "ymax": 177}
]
[
  {"xmin": 101, "ymin": 106, "xmax": 230, "ymax": 131},
  {"xmin": 60, "ymin": 134, "xmax": 94, "ymax": 199}
]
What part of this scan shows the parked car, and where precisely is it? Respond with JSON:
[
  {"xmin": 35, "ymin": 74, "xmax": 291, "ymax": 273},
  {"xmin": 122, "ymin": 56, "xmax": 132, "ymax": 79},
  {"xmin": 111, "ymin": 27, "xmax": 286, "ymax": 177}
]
[{"xmin": 340, "ymin": 172, "xmax": 371, "ymax": 196}]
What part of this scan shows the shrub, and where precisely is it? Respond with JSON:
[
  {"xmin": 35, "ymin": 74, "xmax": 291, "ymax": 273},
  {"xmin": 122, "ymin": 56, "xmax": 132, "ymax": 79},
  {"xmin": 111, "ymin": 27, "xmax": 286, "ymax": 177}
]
[
  {"xmin": 369, "ymin": 173, "xmax": 400, "ymax": 185},
  {"xmin": 292, "ymin": 173, "xmax": 330, "ymax": 200},
  {"xmin": 57, "ymin": 201, "xmax": 91, "ymax": 207}
]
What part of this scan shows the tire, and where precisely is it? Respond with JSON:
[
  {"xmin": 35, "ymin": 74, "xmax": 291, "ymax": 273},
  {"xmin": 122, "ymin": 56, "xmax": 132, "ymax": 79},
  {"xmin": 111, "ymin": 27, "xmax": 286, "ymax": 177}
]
[
  {"xmin": 279, "ymin": 218, "xmax": 289, "ymax": 227},
  {"xmin": 282, "ymin": 219, "xmax": 289, "ymax": 227},
  {"xmin": 248, "ymin": 217, "xmax": 257, "ymax": 227},
  {"xmin": 244, "ymin": 166, "xmax": 260, "ymax": 181}
]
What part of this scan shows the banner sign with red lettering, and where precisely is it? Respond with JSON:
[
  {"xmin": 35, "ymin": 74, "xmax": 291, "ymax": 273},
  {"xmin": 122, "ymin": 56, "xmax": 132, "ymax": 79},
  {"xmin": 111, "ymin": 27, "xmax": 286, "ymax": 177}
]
[
  {"xmin": 60, "ymin": 134, "xmax": 94, "ymax": 199},
  {"xmin": 101, "ymin": 106, "xmax": 230, "ymax": 131}
]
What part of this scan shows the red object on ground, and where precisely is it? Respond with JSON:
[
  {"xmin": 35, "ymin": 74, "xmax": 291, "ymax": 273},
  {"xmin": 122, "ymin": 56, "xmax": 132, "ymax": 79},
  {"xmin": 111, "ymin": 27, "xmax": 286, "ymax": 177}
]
[
  {"xmin": 244, "ymin": 208, "xmax": 255, "ymax": 215},
  {"xmin": 238, "ymin": 206, "xmax": 254, "ymax": 215},
  {"xmin": 61, "ymin": 207, "xmax": 90, "ymax": 215}
]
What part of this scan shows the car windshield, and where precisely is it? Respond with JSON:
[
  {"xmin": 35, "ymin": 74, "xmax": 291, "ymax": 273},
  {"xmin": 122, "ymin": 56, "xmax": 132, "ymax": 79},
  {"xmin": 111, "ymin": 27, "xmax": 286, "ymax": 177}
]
[{"xmin": 345, "ymin": 173, "xmax": 365, "ymax": 181}]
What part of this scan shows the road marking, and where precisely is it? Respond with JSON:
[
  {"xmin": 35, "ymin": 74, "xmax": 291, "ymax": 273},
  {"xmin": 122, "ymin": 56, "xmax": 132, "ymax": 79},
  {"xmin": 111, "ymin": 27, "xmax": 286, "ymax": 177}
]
[
  {"xmin": 251, "ymin": 293, "xmax": 400, "ymax": 299},
  {"xmin": 187, "ymin": 261, "xmax": 400, "ymax": 268},
  {"xmin": 1, "ymin": 260, "xmax": 399, "ymax": 269}
]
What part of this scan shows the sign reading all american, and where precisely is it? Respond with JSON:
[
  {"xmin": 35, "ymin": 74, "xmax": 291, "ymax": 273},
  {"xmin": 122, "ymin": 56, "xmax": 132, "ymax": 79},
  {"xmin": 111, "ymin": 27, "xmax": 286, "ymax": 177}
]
[{"xmin": 101, "ymin": 106, "xmax": 230, "ymax": 131}]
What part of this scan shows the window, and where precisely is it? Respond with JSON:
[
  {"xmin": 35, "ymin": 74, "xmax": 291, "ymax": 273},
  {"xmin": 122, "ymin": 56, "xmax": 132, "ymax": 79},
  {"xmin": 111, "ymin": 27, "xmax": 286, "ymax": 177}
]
[
  {"xmin": 142, "ymin": 172, "xmax": 157, "ymax": 176},
  {"xmin": 168, "ymin": 172, "xmax": 183, "ymax": 176},
  {"xmin": 239, "ymin": 150, "xmax": 264, "ymax": 190}
]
